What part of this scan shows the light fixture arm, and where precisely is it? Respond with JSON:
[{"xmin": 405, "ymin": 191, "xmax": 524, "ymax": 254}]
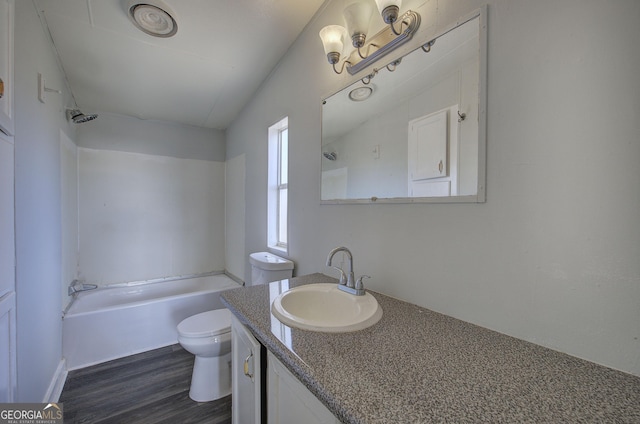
[
  {"xmin": 332, "ymin": 60, "xmax": 352, "ymax": 75},
  {"xmin": 326, "ymin": 51, "xmax": 352, "ymax": 75},
  {"xmin": 357, "ymin": 42, "xmax": 379, "ymax": 59},
  {"xmin": 380, "ymin": 5, "xmax": 407, "ymax": 36},
  {"xmin": 344, "ymin": 10, "xmax": 420, "ymax": 76}
]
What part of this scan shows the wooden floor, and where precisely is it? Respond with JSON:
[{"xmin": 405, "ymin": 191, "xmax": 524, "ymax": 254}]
[{"xmin": 60, "ymin": 344, "xmax": 232, "ymax": 424}]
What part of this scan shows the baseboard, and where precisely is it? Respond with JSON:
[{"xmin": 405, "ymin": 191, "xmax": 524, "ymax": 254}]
[{"xmin": 43, "ymin": 358, "xmax": 67, "ymax": 403}]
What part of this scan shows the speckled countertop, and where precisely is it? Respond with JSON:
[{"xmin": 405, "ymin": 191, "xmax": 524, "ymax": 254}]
[{"xmin": 221, "ymin": 273, "xmax": 640, "ymax": 423}]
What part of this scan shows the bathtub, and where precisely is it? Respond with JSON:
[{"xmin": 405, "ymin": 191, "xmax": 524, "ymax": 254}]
[{"xmin": 63, "ymin": 273, "xmax": 241, "ymax": 370}]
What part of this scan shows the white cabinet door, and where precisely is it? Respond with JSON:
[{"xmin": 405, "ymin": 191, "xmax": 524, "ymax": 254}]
[
  {"xmin": 268, "ymin": 352, "xmax": 340, "ymax": 424},
  {"xmin": 409, "ymin": 109, "xmax": 448, "ymax": 181},
  {"xmin": 408, "ymin": 106, "xmax": 460, "ymax": 197},
  {"xmin": 0, "ymin": 0, "xmax": 14, "ymax": 136},
  {"xmin": 231, "ymin": 315, "xmax": 262, "ymax": 424}
]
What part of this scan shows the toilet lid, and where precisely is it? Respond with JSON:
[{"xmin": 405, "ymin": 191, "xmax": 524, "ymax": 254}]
[{"xmin": 178, "ymin": 309, "xmax": 231, "ymax": 337}]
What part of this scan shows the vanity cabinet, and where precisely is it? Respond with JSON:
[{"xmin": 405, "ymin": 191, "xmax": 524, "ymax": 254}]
[
  {"xmin": 267, "ymin": 351, "xmax": 340, "ymax": 424},
  {"xmin": 230, "ymin": 317, "xmax": 339, "ymax": 424},
  {"xmin": 231, "ymin": 315, "xmax": 263, "ymax": 424},
  {"xmin": 0, "ymin": 0, "xmax": 14, "ymax": 136}
]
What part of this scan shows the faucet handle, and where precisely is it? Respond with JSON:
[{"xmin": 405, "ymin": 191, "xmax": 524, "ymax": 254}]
[
  {"xmin": 331, "ymin": 266, "xmax": 348, "ymax": 285},
  {"xmin": 355, "ymin": 275, "xmax": 370, "ymax": 290}
]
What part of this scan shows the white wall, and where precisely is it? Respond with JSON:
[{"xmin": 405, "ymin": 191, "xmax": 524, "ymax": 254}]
[
  {"xmin": 77, "ymin": 148, "xmax": 225, "ymax": 284},
  {"xmin": 226, "ymin": 0, "xmax": 640, "ymax": 375},
  {"xmin": 14, "ymin": 1, "xmax": 77, "ymax": 401}
]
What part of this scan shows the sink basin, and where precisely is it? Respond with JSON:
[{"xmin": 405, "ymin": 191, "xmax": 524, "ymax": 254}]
[{"xmin": 271, "ymin": 283, "xmax": 382, "ymax": 332}]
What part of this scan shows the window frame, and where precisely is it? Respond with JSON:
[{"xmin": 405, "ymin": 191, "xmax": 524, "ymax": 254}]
[{"xmin": 267, "ymin": 117, "xmax": 289, "ymax": 253}]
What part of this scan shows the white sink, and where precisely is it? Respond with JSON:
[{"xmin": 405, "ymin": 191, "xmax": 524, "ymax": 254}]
[{"xmin": 271, "ymin": 283, "xmax": 382, "ymax": 332}]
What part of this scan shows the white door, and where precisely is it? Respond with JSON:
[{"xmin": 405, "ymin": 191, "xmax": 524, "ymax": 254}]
[
  {"xmin": 0, "ymin": 131, "xmax": 16, "ymax": 402},
  {"xmin": 0, "ymin": 0, "xmax": 14, "ymax": 136},
  {"xmin": 231, "ymin": 315, "xmax": 262, "ymax": 424}
]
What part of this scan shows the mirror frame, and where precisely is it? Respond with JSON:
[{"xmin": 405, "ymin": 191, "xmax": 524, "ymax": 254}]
[{"xmin": 320, "ymin": 6, "xmax": 487, "ymax": 204}]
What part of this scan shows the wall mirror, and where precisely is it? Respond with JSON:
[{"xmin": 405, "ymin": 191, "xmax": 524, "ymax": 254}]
[{"xmin": 321, "ymin": 9, "xmax": 486, "ymax": 204}]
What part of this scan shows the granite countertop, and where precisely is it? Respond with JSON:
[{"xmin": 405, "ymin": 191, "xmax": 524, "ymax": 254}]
[{"xmin": 221, "ymin": 273, "xmax": 640, "ymax": 423}]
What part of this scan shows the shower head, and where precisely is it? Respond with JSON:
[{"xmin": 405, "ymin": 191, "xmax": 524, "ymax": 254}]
[
  {"xmin": 66, "ymin": 108, "xmax": 98, "ymax": 124},
  {"xmin": 323, "ymin": 151, "xmax": 337, "ymax": 161}
]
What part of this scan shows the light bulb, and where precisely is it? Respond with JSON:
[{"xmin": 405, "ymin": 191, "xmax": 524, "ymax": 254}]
[
  {"xmin": 343, "ymin": 1, "xmax": 373, "ymax": 47},
  {"xmin": 319, "ymin": 25, "xmax": 348, "ymax": 64}
]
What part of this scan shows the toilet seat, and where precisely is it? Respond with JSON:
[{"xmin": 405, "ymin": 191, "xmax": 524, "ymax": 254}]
[{"xmin": 178, "ymin": 309, "xmax": 231, "ymax": 337}]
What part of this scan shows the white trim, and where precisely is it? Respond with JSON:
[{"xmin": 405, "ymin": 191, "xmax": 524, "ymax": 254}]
[{"xmin": 43, "ymin": 358, "xmax": 67, "ymax": 403}]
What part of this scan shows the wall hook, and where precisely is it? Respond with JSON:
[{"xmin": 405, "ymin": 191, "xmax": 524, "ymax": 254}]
[
  {"xmin": 457, "ymin": 110, "xmax": 466, "ymax": 122},
  {"xmin": 38, "ymin": 73, "xmax": 61, "ymax": 103}
]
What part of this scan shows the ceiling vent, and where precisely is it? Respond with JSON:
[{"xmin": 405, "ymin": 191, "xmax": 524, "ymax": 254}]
[{"xmin": 127, "ymin": 1, "xmax": 178, "ymax": 38}]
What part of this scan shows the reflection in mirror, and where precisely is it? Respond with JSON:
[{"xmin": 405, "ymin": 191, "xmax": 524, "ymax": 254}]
[{"xmin": 321, "ymin": 11, "xmax": 485, "ymax": 203}]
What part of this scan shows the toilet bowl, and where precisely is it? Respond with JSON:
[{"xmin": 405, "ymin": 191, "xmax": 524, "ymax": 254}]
[
  {"xmin": 177, "ymin": 309, "xmax": 232, "ymax": 402},
  {"xmin": 179, "ymin": 253, "xmax": 293, "ymax": 402}
]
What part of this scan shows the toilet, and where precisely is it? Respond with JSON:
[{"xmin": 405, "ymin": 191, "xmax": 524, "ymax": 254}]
[
  {"xmin": 249, "ymin": 251, "xmax": 295, "ymax": 286},
  {"xmin": 177, "ymin": 252, "xmax": 294, "ymax": 402}
]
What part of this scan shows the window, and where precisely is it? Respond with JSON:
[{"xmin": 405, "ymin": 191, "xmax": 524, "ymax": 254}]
[{"xmin": 268, "ymin": 117, "xmax": 288, "ymax": 252}]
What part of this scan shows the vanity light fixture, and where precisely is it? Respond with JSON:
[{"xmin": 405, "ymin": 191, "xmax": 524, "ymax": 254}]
[{"xmin": 319, "ymin": 0, "xmax": 420, "ymax": 76}]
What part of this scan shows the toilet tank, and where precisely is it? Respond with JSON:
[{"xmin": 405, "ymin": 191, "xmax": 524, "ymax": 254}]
[{"xmin": 249, "ymin": 252, "xmax": 294, "ymax": 285}]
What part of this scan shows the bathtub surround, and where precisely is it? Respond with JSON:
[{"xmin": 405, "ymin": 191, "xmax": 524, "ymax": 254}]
[
  {"xmin": 60, "ymin": 131, "xmax": 78, "ymax": 312},
  {"xmin": 226, "ymin": 0, "xmax": 640, "ymax": 375},
  {"xmin": 225, "ymin": 154, "xmax": 246, "ymax": 282},
  {"xmin": 77, "ymin": 147, "xmax": 226, "ymax": 284},
  {"xmin": 76, "ymin": 112, "xmax": 225, "ymax": 162}
]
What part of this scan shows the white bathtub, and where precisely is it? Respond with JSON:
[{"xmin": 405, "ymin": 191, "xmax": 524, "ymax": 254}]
[{"xmin": 63, "ymin": 274, "xmax": 241, "ymax": 370}]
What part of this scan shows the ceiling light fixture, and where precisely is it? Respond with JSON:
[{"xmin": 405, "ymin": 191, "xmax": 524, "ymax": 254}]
[
  {"xmin": 319, "ymin": 0, "xmax": 420, "ymax": 76},
  {"xmin": 348, "ymin": 86, "xmax": 373, "ymax": 101},
  {"xmin": 128, "ymin": 1, "xmax": 178, "ymax": 38}
]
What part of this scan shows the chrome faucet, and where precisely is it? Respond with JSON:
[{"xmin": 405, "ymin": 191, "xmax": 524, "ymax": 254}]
[
  {"xmin": 68, "ymin": 279, "xmax": 98, "ymax": 296},
  {"xmin": 326, "ymin": 246, "xmax": 367, "ymax": 296}
]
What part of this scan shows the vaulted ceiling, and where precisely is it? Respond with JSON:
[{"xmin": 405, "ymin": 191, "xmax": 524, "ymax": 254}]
[{"xmin": 34, "ymin": 0, "xmax": 326, "ymax": 129}]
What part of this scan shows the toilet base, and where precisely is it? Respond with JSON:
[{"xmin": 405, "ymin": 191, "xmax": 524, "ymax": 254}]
[{"xmin": 189, "ymin": 352, "xmax": 232, "ymax": 402}]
